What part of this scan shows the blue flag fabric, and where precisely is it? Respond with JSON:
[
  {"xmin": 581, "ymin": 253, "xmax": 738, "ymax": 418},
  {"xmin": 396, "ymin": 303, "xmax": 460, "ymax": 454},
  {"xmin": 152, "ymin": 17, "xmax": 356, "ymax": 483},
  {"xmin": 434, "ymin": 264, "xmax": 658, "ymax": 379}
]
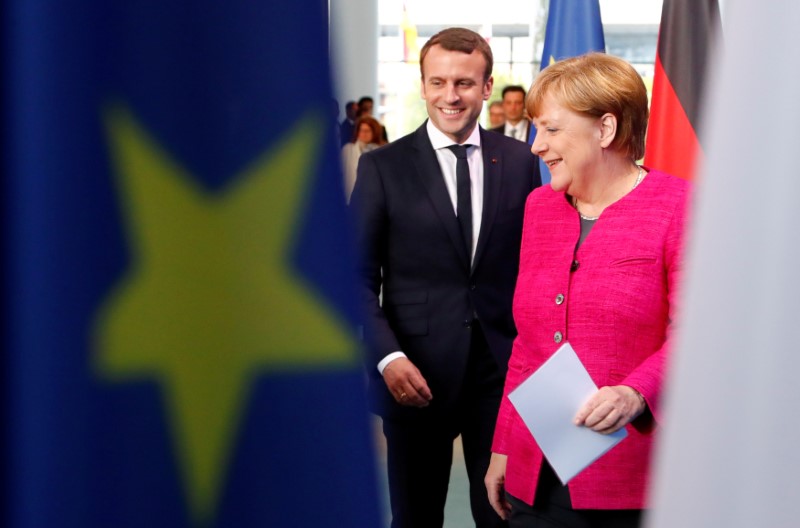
[
  {"xmin": 4, "ymin": 1, "xmax": 381, "ymax": 527},
  {"xmin": 531, "ymin": 0, "xmax": 606, "ymax": 184}
]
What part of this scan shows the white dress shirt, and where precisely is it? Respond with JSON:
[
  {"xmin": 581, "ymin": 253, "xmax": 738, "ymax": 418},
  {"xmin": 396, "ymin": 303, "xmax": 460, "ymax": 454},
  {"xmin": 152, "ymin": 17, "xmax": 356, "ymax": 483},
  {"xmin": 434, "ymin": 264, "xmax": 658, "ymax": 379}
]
[{"xmin": 504, "ymin": 120, "xmax": 528, "ymax": 142}]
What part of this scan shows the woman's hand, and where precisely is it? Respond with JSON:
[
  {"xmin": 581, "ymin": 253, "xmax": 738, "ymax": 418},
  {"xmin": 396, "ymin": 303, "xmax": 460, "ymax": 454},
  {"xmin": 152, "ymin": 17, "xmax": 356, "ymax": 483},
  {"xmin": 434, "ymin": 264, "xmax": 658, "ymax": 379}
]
[
  {"xmin": 574, "ymin": 385, "xmax": 646, "ymax": 434},
  {"xmin": 485, "ymin": 453, "xmax": 512, "ymax": 520}
]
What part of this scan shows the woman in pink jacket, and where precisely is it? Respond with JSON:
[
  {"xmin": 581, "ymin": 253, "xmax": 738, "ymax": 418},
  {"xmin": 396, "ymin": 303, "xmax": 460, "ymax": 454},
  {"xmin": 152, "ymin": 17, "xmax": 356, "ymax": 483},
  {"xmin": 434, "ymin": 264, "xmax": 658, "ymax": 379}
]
[{"xmin": 485, "ymin": 52, "xmax": 690, "ymax": 527}]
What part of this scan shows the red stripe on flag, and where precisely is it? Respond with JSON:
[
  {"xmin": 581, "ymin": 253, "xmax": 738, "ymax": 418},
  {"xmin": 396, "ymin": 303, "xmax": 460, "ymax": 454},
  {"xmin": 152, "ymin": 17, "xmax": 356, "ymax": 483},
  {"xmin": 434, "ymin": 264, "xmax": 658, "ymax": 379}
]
[{"xmin": 645, "ymin": 54, "xmax": 702, "ymax": 181}]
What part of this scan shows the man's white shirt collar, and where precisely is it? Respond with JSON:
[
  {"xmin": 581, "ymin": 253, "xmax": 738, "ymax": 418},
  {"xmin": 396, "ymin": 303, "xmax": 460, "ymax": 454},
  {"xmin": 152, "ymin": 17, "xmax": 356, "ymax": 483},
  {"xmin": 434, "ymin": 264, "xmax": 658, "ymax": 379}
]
[
  {"xmin": 427, "ymin": 120, "xmax": 482, "ymax": 150},
  {"xmin": 505, "ymin": 120, "xmax": 527, "ymax": 138}
]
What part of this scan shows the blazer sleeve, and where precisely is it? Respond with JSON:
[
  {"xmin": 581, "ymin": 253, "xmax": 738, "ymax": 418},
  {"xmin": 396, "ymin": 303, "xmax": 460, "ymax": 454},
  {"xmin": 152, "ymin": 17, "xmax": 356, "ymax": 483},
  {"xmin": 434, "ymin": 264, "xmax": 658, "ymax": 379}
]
[
  {"xmin": 349, "ymin": 152, "xmax": 402, "ymax": 371},
  {"xmin": 622, "ymin": 183, "xmax": 691, "ymax": 428}
]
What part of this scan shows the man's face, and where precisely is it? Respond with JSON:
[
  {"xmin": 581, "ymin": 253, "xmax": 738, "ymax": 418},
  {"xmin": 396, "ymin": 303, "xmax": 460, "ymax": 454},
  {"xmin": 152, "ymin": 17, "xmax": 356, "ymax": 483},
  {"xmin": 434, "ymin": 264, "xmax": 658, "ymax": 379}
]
[
  {"xmin": 420, "ymin": 45, "xmax": 492, "ymax": 144},
  {"xmin": 502, "ymin": 90, "xmax": 525, "ymax": 124},
  {"xmin": 489, "ymin": 104, "xmax": 505, "ymax": 127},
  {"xmin": 346, "ymin": 103, "xmax": 358, "ymax": 120},
  {"xmin": 360, "ymin": 100, "xmax": 374, "ymax": 116}
]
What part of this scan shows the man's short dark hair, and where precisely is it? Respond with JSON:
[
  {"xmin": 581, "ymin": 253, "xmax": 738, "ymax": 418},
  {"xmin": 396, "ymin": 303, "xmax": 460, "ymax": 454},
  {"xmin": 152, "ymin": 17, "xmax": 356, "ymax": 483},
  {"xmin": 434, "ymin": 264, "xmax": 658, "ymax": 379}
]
[
  {"xmin": 502, "ymin": 85, "xmax": 526, "ymax": 99},
  {"xmin": 419, "ymin": 27, "xmax": 493, "ymax": 81}
]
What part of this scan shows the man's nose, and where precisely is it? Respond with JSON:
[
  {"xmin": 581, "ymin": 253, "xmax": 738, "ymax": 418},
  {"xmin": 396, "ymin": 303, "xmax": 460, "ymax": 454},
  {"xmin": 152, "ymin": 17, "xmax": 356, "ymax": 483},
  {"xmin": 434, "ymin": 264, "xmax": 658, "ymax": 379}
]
[{"xmin": 444, "ymin": 84, "xmax": 459, "ymax": 103}]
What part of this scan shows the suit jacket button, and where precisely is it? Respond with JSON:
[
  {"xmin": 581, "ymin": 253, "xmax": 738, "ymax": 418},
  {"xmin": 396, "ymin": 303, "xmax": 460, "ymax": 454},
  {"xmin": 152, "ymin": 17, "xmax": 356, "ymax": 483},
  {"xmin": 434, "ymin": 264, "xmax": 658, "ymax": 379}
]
[
  {"xmin": 470, "ymin": 283, "xmax": 477, "ymax": 291},
  {"xmin": 555, "ymin": 293, "xmax": 565, "ymax": 305},
  {"xmin": 464, "ymin": 320, "xmax": 472, "ymax": 328},
  {"xmin": 554, "ymin": 331, "xmax": 563, "ymax": 343},
  {"xmin": 570, "ymin": 260, "xmax": 580, "ymax": 272}
]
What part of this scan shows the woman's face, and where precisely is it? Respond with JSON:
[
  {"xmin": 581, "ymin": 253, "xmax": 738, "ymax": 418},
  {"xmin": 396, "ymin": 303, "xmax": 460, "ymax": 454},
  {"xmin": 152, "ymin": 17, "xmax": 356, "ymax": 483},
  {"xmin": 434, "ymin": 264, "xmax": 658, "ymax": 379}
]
[
  {"xmin": 530, "ymin": 93, "xmax": 604, "ymax": 194},
  {"xmin": 357, "ymin": 123, "xmax": 374, "ymax": 144}
]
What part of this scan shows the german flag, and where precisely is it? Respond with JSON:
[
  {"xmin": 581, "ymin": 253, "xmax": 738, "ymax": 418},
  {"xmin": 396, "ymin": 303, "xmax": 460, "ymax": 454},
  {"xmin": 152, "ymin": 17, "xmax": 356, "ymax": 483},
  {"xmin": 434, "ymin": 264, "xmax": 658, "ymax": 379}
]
[{"xmin": 644, "ymin": 0, "xmax": 721, "ymax": 181}]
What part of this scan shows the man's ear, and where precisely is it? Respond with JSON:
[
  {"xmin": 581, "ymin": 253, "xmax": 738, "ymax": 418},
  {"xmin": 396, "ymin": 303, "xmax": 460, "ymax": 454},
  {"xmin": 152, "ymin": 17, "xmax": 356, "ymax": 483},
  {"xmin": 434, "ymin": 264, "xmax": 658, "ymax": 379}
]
[
  {"xmin": 483, "ymin": 76, "xmax": 494, "ymax": 101},
  {"xmin": 599, "ymin": 113, "xmax": 618, "ymax": 148}
]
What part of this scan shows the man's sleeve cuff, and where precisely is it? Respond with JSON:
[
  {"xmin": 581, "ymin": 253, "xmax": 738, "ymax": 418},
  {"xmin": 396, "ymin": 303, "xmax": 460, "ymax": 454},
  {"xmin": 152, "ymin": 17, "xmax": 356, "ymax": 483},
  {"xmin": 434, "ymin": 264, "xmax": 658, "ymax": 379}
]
[{"xmin": 377, "ymin": 352, "xmax": 407, "ymax": 375}]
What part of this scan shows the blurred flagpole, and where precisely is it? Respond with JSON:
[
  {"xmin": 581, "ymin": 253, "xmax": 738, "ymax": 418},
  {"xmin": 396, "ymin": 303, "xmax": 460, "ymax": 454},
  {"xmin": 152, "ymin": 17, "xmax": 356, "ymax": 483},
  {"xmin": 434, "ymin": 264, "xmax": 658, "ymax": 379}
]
[
  {"xmin": 644, "ymin": 0, "xmax": 721, "ymax": 181},
  {"xmin": 646, "ymin": 2, "xmax": 800, "ymax": 527},
  {"xmin": 530, "ymin": 0, "xmax": 605, "ymax": 184}
]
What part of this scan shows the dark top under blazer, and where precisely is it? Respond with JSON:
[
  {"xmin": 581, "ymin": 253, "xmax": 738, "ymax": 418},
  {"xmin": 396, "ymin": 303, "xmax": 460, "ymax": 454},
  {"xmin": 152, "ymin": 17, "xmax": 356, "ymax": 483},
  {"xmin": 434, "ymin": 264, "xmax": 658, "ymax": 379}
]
[{"xmin": 351, "ymin": 122, "xmax": 541, "ymax": 418}]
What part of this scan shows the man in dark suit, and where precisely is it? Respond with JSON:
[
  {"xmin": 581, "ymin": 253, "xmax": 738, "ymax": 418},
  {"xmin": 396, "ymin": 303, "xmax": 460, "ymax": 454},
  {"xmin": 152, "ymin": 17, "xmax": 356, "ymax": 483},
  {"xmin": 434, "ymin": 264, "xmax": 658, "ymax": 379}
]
[
  {"xmin": 490, "ymin": 85, "xmax": 532, "ymax": 143},
  {"xmin": 350, "ymin": 27, "xmax": 541, "ymax": 528},
  {"xmin": 340, "ymin": 100, "xmax": 358, "ymax": 146}
]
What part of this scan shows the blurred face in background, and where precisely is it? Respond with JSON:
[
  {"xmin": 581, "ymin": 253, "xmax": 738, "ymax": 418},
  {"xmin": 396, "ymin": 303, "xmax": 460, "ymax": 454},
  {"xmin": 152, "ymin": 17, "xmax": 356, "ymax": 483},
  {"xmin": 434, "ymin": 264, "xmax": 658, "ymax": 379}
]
[
  {"xmin": 502, "ymin": 90, "xmax": 525, "ymax": 125},
  {"xmin": 346, "ymin": 102, "xmax": 359, "ymax": 121},
  {"xmin": 359, "ymin": 100, "xmax": 374, "ymax": 116},
  {"xmin": 489, "ymin": 102, "xmax": 505, "ymax": 127},
  {"xmin": 357, "ymin": 122, "xmax": 374, "ymax": 144}
]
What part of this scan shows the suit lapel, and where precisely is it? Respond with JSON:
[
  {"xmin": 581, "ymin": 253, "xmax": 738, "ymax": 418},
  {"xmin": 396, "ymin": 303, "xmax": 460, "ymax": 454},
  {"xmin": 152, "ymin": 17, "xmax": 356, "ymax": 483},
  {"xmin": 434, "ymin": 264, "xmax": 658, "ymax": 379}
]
[
  {"xmin": 411, "ymin": 124, "xmax": 471, "ymax": 270},
  {"xmin": 472, "ymin": 128, "xmax": 502, "ymax": 273}
]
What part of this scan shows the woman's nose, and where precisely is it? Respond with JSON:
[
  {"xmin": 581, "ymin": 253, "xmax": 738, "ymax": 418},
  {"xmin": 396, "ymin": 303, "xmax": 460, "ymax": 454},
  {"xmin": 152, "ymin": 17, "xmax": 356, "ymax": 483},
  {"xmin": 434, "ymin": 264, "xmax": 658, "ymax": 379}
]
[{"xmin": 531, "ymin": 134, "xmax": 545, "ymax": 156}]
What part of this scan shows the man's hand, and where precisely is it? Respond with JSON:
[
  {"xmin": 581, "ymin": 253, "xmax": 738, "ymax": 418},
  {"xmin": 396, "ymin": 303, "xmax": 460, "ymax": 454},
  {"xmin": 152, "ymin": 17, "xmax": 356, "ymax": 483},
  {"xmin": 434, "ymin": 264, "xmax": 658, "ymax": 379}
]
[
  {"xmin": 485, "ymin": 453, "xmax": 511, "ymax": 520},
  {"xmin": 574, "ymin": 385, "xmax": 646, "ymax": 434},
  {"xmin": 382, "ymin": 357, "xmax": 433, "ymax": 407}
]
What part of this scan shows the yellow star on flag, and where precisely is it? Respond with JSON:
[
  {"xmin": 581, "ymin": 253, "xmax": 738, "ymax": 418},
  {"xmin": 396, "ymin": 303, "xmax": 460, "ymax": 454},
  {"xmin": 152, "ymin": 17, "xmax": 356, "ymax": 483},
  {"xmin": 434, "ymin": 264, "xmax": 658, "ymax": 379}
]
[{"xmin": 93, "ymin": 105, "xmax": 357, "ymax": 524}]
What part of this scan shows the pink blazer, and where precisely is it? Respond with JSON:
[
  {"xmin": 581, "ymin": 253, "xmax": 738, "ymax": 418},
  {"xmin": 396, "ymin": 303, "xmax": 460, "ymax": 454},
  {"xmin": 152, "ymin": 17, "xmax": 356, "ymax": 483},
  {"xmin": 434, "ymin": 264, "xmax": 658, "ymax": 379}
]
[{"xmin": 492, "ymin": 169, "xmax": 690, "ymax": 509}]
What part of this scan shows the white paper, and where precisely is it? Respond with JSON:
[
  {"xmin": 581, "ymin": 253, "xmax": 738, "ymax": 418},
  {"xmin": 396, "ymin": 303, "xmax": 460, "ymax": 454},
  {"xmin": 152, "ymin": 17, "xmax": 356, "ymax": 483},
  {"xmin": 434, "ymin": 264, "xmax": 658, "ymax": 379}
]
[{"xmin": 508, "ymin": 342, "xmax": 627, "ymax": 484}]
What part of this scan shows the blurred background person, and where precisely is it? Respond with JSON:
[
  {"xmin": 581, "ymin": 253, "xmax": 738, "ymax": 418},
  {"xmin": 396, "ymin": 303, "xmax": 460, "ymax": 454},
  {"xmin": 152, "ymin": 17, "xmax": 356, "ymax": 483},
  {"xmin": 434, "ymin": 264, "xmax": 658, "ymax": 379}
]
[
  {"xmin": 357, "ymin": 95, "xmax": 375, "ymax": 117},
  {"xmin": 340, "ymin": 100, "xmax": 358, "ymax": 147},
  {"xmin": 490, "ymin": 85, "xmax": 530, "ymax": 142},
  {"xmin": 485, "ymin": 53, "xmax": 690, "ymax": 528},
  {"xmin": 358, "ymin": 95, "xmax": 389, "ymax": 143},
  {"xmin": 341, "ymin": 115, "xmax": 386, "ymax": 202},
  {"xmin": 488, "ymin": 100, "xmax": 505, "ymax": 128}
]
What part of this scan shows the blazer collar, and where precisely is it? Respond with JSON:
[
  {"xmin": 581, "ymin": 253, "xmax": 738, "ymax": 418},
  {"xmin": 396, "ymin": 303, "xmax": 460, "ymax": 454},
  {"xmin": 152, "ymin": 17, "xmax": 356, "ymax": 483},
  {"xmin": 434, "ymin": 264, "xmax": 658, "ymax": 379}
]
[{"xmin": 471, "ymin": 127, "xmax": 503, "ymax": 273}]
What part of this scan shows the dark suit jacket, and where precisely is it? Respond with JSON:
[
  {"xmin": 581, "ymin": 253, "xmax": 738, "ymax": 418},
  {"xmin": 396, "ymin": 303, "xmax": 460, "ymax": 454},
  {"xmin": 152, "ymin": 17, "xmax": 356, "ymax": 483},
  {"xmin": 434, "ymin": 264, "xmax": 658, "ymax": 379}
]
[
  {"xmin": 340, "ymin": 119, "xmax": 355, "ymax": 146},
  {"xmin": 351, "ymin": 122, "xmax": 541, "ymax": 419},
  {"xmin": 490, "ymin": 119, "xmax": 532, "ymax": 143}
]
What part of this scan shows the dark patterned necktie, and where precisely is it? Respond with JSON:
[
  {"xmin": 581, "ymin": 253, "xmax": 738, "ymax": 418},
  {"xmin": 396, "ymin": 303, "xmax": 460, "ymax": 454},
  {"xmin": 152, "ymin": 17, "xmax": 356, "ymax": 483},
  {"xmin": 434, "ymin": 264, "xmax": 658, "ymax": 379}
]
[{"xmin": 447, "ymin": 144, "xmax": 472, "ymax": 260}]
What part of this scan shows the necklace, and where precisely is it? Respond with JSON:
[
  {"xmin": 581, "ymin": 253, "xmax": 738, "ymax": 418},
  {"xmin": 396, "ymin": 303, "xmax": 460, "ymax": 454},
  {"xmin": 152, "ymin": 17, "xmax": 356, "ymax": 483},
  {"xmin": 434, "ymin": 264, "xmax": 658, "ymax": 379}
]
[{"xmin": 575, "ymin": 166, "xmax": 645, "ymax": 221}]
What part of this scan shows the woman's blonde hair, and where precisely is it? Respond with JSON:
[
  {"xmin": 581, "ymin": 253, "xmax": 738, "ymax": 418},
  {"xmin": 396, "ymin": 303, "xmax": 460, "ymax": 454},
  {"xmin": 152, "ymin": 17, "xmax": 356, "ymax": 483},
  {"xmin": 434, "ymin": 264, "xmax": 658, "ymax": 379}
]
[{"xmin": 527, "ymin": 52, "xmax": 649, "ymax": 161}]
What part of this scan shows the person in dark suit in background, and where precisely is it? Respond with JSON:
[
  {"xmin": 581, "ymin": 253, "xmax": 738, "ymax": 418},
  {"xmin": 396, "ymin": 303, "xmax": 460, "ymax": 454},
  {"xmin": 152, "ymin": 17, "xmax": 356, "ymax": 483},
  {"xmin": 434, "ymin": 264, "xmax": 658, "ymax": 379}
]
[
  {"xmin": 490, "ymin": 85, "xmax": 531, "ymax": 143},
  {"xmin": 350, "ymin": 27, "xmax": 541, "ymax": 528},
  {"xmin": 340, "ymin": 100, "xmax": 358, "ymax": 147}
]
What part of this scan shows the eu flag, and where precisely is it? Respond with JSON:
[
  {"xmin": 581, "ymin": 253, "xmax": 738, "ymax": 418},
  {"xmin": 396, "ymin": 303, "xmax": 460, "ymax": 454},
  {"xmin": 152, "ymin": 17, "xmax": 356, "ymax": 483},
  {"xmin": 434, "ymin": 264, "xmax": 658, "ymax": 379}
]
[
  {"xmin": 4, "ymin": 1, "xmax": 381, "ymax": 527},
  {"xmin": 532, "ymin": 0, "xmax": 606, "ymax": 184}
]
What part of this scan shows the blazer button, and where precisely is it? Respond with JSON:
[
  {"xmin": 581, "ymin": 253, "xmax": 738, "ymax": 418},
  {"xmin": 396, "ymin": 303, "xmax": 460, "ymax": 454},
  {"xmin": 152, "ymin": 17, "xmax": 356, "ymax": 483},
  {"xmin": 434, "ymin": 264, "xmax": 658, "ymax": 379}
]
[
  {"xmin": 554, "ymin": 331, "xmax": 563, "ymax": 343},
  {"xmin": 570, "ymin": 260, "xmax": 580, "ymax": 272},
  {"xmin": 470, "ymin": 283, "xmax": 477, "ymax": 291},
  {"xmin": 464, "ymin": 320, "xmax": 472, "ymax": 328},
  {"xmin": 555, "ymin": 293, "xmax": 565, "ymax": 305}
]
